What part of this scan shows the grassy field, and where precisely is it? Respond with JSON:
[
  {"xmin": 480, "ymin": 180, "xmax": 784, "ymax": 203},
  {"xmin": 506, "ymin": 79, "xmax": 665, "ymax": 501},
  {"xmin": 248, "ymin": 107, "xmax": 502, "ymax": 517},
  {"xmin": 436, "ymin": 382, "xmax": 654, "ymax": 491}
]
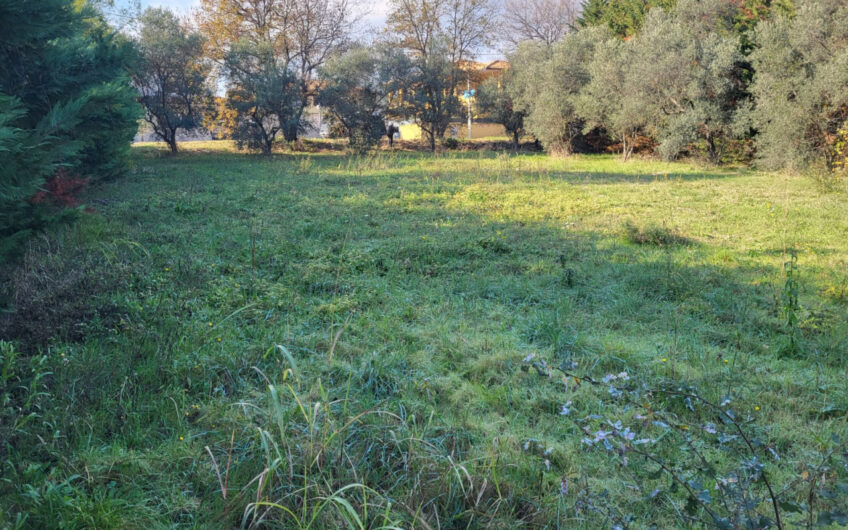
[{"xmin": 2, "ymin": 141, "xmax": 847, "ymax": 528}]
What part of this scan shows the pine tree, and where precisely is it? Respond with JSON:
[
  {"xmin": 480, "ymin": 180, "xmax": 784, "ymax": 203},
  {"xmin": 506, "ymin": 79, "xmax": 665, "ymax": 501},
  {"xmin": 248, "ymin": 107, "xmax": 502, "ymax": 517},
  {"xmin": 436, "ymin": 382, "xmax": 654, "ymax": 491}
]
[
  {"xmin": 0, "ymin": 0, "xmax": 140, "ymax": 261},
  {"xmin": 578, "ymin": 0, "xmax": 676, "ymax": 38}
]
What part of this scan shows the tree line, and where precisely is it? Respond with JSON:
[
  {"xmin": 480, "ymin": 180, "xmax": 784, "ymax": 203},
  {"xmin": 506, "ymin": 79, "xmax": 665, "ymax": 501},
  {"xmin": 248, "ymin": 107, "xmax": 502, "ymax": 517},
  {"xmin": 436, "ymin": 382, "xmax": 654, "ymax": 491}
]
[
  {"xmin": 2, "ymin": 0, "xmax": 848, "ymax": 260},
  {"xmin": 128, "ymin": 0, "xmax": 847, "ymax": 176}
]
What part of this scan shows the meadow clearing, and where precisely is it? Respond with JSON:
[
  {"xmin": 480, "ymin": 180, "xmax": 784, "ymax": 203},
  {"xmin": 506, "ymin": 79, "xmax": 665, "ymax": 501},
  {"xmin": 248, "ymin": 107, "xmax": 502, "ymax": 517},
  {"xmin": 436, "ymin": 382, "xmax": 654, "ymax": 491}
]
[{"xmin": 2, "ymin": 142, "xmax": 847, "ymax": 528}]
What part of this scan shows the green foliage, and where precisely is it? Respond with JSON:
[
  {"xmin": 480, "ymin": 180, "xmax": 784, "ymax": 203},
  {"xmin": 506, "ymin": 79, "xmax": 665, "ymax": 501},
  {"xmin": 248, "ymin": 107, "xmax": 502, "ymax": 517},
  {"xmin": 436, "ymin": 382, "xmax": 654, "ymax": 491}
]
[
  {"xmin": 748, "ymin": 0, "xmax": 848, "ymax": 171},
  {"xmin": 781, "ymin": 249, "xmax": 801, "ymax": 355},
  {"xmin": 392, "ymin": 46, "xmax": 461, "ymax": 152},
  {"xmin": 133, "ymin": 8, "xmax": 211, "ymax": 153},
  {"xmin": 576, "ymin": 34, "xmax": 645, "ymax": 160},
  {"xmin": 442, "ymin": 136, "xmax": 460, "ymax": 149},
  {"xmin": 578, "ymin": 0, "xmax": 676, "ymax": 38},
  {"xmin": 508, "ymin": 27, "xmax": 607, "ymax": 154},
  {"xmin": 317, "ymin": 46, "xmax": 404, "ymax": 153},
  {"xmin": 0, "ymin": 0, "xmax": 140, "ymax": 261},
  {"xmin": 475, "ymin": 76, "xmax": 525, "ymax": 147},
  {"xmin": 625, "ymin": 0, "xmax": 744, "ymax": 161},
  {"xmin": 224, "ymin": 40, "xmax": 304, "ymax": 154}
]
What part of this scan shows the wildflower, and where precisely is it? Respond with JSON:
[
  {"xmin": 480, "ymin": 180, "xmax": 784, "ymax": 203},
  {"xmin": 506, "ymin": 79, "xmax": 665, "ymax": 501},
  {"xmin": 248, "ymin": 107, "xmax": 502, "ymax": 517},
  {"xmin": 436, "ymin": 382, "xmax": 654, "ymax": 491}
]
[
  {"xmin": 754, "ymin": 406, "xmax": 760, "ymax": 411},
  {"xmin": 661, "ymin": 358, "xmax": 667, "ymax": 363},
  {"xmin": 724, "ymin": 359, "xmax": 729, "ymax": 364},
  {"xmin": 208, "ymin": 322, "xmax": 213, "ymax": 327},
  {"xmin": 179, "ymin": 436, "xmax": 184, "ymax": 441},
  {"xmin": 217, "ymin": 337, "xmax": 221, "ymax": 342},
  {"xmin": 164, "ymin": 267, "xmax": 170, "ymax": 271}
]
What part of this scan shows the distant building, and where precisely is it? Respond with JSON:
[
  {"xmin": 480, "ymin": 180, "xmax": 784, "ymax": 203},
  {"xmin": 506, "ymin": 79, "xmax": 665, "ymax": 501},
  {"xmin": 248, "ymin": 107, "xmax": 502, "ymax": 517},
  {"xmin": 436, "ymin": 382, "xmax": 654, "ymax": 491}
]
[{"xmin": 394, "ymin": 59, "xmax": 510, "ymax": 141}]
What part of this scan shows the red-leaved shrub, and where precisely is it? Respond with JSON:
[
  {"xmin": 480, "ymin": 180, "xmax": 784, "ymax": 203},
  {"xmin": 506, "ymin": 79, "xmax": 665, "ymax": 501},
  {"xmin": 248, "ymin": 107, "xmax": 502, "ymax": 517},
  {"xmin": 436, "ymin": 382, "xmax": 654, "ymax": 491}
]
[{"xmin": 31, "ymin": 168, "xmax": 90, "ymax": 207}]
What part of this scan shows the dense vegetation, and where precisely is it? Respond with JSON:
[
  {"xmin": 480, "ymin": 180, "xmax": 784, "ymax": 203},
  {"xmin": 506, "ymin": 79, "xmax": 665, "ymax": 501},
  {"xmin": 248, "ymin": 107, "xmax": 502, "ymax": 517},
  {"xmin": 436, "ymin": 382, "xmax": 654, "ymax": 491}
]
[
  {"xmin": 2, "ymin": 143, "xmax": 846, "ymax": 527},
  {"xmin": 0, "ymin": 0, "xmax": 139, "ymax": 260},
  {"xmin": 509, "ymin": 0, "xmax": 847, "ymax": 174}
]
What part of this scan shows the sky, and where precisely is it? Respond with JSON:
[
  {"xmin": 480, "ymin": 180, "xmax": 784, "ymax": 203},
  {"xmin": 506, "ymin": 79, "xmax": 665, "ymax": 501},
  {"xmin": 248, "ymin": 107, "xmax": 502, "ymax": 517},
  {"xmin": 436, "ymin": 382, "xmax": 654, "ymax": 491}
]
[
  {"xmin": 117, "ymin": 0, "xmax": 503, "ymax": 60},
  {"xmin": 124, "ymin": 0, "xmax": 392, "ymax": 29}
]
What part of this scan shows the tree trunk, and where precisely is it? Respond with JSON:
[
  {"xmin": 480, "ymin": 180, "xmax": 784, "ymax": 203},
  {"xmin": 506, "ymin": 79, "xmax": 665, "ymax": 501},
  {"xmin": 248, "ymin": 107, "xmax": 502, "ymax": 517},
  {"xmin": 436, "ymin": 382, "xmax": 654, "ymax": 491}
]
[
  {"xmin": 706, "ymin": 134, "xmax": 719, "ymax": 163},
  {"xmin": 283, "ymin": 122, "xmax": 298, "ymax": 142},
  {"xmin": 512, "ymin": 130, "xmax": 519, "ymax": 150},
  {"xmin": 167, "ymin": 129, "xmax": 178, "ymax": 154},
  {"xmin": 428, "ymin": 131, "xmax": 436, "ymax": 152}
]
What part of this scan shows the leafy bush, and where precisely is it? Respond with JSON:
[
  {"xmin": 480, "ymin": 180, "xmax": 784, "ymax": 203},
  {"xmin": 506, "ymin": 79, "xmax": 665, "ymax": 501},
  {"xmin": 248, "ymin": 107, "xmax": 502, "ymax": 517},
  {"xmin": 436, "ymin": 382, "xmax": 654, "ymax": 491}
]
[{"xmin": 442, "ymin": 137, "xmax": 460, "ymax": 150}]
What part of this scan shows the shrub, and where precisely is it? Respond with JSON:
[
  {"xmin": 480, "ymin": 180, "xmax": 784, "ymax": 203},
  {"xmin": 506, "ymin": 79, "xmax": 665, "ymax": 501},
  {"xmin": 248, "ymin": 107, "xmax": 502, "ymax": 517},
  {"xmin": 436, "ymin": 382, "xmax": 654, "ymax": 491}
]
[
  {"xmin": 442, "ymin": 137, "xmax": 460, "ymax": 150},
  {"xmin": 623, "ymin": 221, "xmax": 690, "ymax": 246}
]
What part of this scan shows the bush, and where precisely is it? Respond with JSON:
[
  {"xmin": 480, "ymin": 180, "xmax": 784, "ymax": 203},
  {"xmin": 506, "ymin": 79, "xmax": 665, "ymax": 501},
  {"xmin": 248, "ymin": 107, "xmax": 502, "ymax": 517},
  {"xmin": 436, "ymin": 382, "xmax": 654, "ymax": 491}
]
[
  {"xmin": 623, "ymin": 221, "xmax": 691, "ymax": 246},
  {"xmin": 442, "ymin": 137, "xmax": 460, "ymax": 150}
]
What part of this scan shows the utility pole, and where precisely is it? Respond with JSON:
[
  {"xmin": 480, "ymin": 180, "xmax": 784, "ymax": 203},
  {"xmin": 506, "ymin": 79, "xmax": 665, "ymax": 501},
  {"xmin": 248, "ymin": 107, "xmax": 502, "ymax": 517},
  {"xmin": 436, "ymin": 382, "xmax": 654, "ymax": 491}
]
[{"xmin": 467, "ymin": 77, "xmax": 472, "ymax": 140}]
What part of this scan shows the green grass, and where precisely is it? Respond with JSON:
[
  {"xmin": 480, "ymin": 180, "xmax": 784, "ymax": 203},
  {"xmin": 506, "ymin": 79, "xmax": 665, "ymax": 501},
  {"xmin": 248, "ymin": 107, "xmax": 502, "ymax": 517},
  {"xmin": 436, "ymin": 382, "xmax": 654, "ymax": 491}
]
[{"xmin": 2, "ymin": 141, "xmax": 847, "ymax": 528}]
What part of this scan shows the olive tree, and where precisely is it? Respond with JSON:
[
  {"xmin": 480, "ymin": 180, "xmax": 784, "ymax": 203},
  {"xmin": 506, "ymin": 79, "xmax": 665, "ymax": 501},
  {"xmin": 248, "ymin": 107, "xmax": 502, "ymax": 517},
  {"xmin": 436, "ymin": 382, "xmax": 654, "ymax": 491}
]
[
  {"xmin": 387, "ymin": 0, "xmax": 495, "ymax": 151},
  {"xmin": 748, "ymin": 0, "xmax": 848, "ymax": 171},
  {"xmin": 475, "ymin": 76, "xmax": 525, "ymax": 148},
  {"xmin": 625, "ymin": 0, "xmax": 743, "ymax": 161},
  {"xmin": 576, "ymin": 34, "xmax": 645, "ymax": 160},
  {"xmin": 198, "ymin": 0, "xmax": 357, "ymax": 141},
  {"xmin": 224, "ymin": 40, "xmax": 303, "ymax": 153},
  {"xmin": 317, "ymin": 45, "xmax": 407, "ymax": 152},
  {"xmin": 507, "ymin": 27, "xmax": 606, "ymax": 154},
  {"xmin": 134, "ymin": 8, "xmax": 211, "ymax": 153}
]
